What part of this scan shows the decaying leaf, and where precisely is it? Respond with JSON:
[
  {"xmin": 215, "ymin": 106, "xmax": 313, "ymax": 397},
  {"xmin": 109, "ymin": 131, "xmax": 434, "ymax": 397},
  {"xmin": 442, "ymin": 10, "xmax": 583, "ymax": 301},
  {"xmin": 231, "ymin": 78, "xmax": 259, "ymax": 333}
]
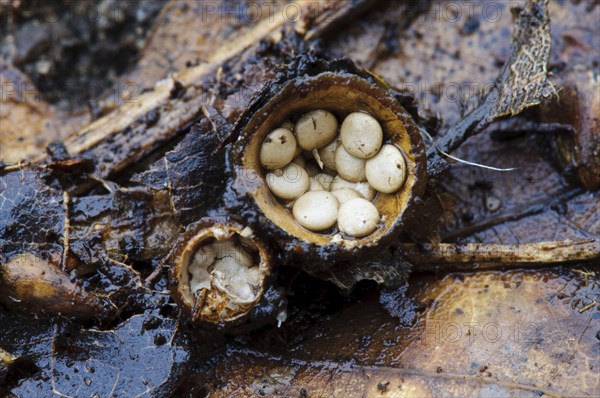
[
  {"xmin": 426, "ymin": 0, "xmax": 556, "ymax": 175},
  {"xmin": 196, "ymin": 269, "xmax": 599, "ymax": 397},
  {"xmin": 494, "ymin": 0, "xmax": 555, "ymax": 117},
  {"xmin": 5, "ymin": 314, "xmax": 189, "ymax": 397}
]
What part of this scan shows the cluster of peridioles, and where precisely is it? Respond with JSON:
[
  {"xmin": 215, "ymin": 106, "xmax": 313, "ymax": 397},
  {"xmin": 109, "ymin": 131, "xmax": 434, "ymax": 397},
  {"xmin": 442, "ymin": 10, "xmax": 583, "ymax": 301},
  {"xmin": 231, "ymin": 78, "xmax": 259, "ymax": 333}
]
[{"xmin": 260, "ymin": 109, "xmax": 408, "ymax": 238}]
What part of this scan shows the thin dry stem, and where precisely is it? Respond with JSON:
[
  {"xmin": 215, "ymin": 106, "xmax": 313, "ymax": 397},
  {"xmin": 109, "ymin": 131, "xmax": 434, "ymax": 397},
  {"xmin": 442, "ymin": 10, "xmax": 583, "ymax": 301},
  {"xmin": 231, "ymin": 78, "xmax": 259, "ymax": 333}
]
[{"xmin": 401, "ymin": 240, "xmax": 600, "ymax": 271}]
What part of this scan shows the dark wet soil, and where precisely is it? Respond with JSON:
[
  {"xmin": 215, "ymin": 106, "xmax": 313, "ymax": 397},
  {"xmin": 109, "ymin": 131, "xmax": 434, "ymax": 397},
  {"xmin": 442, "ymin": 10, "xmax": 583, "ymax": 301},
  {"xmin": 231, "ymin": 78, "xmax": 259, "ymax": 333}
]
[{"xmin": 1, "ymin": 0, "xmax": 164, "ymax": 111}]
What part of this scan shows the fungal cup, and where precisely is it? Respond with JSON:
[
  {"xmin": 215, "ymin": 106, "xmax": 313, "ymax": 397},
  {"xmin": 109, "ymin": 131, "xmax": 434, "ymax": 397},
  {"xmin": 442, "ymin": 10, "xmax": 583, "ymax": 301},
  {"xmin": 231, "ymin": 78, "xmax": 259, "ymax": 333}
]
[
  {"xmin": 232, "ymin": 68, "xmax": 426, "ymax": 259},
  {"xmin": 170, "ymin": 219, "xmax": 272, "ymax": 326}
]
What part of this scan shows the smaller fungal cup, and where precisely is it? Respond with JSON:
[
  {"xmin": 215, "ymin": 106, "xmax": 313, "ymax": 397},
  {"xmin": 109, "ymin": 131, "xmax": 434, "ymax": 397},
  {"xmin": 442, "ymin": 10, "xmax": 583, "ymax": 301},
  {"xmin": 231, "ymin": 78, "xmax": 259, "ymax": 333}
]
[
  {"xmin": 233, "ymin": 69, "xmax": 426, "ymax": 258},
  {"xmin": 170, "ymin": 219, "xmax": 271, "ymax": 325}
]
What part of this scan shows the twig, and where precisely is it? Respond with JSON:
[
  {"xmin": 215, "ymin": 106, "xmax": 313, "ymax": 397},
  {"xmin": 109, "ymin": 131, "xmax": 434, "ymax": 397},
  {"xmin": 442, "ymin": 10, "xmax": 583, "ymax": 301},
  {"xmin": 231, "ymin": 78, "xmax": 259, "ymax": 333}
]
[
  {"xmin": 441, "ymin": 187, "xmax": 585, "ymax": 241},
  {"xmin": 61, "ymin": 191, "xmax": 71, "ymax": 272},
  {"xmin": 400, "ymin": 240, "xmax": 600, "ymax": 271},
  {"xmin": 578, "ymin": 301, "xmax": 598, "ymax": 313}
]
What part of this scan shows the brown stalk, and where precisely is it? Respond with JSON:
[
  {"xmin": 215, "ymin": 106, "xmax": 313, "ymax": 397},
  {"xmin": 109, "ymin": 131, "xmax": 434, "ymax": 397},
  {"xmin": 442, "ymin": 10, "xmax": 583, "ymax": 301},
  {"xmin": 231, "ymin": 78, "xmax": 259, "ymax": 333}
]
[{"xmin": 401, "ymin": 240, "xmax": 600, "ymax": 271}]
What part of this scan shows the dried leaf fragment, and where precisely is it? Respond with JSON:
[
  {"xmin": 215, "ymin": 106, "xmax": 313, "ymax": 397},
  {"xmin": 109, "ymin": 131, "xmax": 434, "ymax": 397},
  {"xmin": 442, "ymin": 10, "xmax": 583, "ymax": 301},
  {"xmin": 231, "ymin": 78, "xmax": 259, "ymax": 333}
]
[{"xmin": 494, "ymin": 0, "xmax": 555, "ymax": 117}]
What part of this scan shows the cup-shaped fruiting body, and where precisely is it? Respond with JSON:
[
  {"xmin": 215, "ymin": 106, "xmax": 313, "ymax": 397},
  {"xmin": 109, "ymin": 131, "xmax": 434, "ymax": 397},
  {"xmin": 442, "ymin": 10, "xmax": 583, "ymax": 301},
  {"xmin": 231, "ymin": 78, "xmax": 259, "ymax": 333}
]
[
  {"xmin": 232, "ymin": 64, "xmax": 426, "ymax": 262},
  {"xmin": 169, "ymin": 219, "xmax": 272, "ymax": 326}
]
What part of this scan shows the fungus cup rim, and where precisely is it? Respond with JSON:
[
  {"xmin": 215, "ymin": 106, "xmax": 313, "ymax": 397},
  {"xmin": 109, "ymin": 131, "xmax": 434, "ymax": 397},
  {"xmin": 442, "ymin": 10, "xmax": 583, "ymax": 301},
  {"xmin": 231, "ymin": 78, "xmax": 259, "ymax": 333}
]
[
  {"xmin": 233, "ymin": 70, "xmax": 427, "ymax": 256},
  {"xmin": 170, "ymin": 219, "xmax": 271, "ymax": 325}
]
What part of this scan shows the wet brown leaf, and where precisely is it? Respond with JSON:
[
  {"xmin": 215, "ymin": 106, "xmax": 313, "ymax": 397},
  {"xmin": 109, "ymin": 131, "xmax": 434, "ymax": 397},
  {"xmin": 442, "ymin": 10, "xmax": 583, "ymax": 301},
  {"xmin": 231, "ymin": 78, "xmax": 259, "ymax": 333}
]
[
  {"xmin": 5, "ymin": 314, "xmax": 188, "ymax": 397},
  {"xmin": 202, "ymin": 269, "xmax": 599, "ymax": 397}
]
